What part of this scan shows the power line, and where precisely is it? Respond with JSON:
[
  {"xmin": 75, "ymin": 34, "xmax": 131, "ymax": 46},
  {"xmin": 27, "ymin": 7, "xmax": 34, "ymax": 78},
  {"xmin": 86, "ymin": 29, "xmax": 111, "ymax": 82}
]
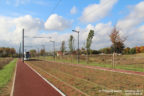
[{"xmin": 49, "ymin": 0, "xmax": 62, "ymax": 15}]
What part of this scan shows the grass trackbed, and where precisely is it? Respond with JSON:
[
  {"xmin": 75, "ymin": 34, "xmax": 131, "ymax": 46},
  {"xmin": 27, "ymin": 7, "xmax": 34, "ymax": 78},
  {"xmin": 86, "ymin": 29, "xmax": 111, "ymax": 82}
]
[
  {"xmin": 35, "ymin": 54, "xmax": 144, "ymax": 72},
  {"xmin": 26, "ymin": 60, "xmax": 144, "ymax": 96}
]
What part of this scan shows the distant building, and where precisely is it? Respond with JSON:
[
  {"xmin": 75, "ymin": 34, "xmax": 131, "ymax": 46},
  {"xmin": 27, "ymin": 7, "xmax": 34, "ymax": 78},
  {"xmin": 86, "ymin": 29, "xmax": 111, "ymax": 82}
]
[
  {"xmin": 57, "ymin": 51, "xmax": 63, "ymax": 56},
  {"xmin": 71, "ymin": 51, "xmax": 77, "ymax": 55}
]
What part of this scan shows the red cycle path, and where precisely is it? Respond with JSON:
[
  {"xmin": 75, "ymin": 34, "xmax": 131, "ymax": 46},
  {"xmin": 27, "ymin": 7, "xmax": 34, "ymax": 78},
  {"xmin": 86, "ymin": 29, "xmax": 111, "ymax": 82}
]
[{"xmin": 13, "ymin": 60, "xmax": 62, "ymax": 96}]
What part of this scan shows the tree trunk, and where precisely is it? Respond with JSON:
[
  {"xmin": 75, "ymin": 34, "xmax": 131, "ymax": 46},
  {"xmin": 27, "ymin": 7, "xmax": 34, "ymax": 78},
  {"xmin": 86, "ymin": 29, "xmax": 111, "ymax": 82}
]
[{"xmin": 87, "ymin": 50, "xmax": 89, "ymax": 64}]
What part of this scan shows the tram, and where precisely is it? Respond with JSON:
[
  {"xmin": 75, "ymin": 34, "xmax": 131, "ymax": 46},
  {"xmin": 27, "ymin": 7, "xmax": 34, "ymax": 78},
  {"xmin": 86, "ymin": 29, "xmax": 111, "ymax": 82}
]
[{"xmin": 24, "ymin": 52, "xmax": 30, "ymax": 60}]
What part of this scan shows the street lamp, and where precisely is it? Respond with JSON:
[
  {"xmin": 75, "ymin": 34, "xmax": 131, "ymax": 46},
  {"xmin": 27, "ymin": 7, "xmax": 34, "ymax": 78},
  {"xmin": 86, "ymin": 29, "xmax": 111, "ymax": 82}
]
[
  {"xmin": 72, "ymin": 30, "xmax": 80, "ymax": 63},
  {"xmin": 24, "ymin": 36, "xmax": 55, "ymax": 60},
  {"xmin": 33, "ymin": 36, "xmax": 55, "ymax": 60},
  {"xmin": 32, "ymin": 37, "xmax": 51, "ymax": 59},
  {"xmin": 22, "ymin": 29, "xmax": 24, "ymax": 62}
]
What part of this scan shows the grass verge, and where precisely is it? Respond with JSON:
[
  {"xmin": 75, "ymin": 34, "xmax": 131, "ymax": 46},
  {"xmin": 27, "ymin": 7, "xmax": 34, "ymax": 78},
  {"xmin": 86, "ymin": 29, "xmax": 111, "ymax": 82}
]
[{"xmin": 0, "ymin": 59, "xmax": 17, "ymax": 93}]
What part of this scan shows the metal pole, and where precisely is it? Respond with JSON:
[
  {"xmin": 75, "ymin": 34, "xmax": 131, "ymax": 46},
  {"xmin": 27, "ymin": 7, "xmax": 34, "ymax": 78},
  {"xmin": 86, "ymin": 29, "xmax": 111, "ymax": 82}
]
[
  {"xmin": 22, "ymin": 29, "xmax": 24, "ymax": 62},
  {"xmin": 113, "ymin": 52, "xmax": 114, "ymax": 68},
  {"xmin": 19, "ymin": 43, "xmax": 21, "ymax": 58},
  {"xmin": 78, "ymin": 32, "xmax": 79, "ymax": 63},
  {"xmin": 72, "ymin": 30, "xmax": 80, "ymax": 63},
  {"xmin": 42, "ymin": 45, "xmax": 45, "ymax": 59},
  {"xmin": 53, "ymin": 41, "xmax": 55, "ymax": 60},
  {"xmin": 37, "ymin": 48, "xmax": 39, "ymax": 59},
  {"xmin": 43, "ymin": 45, "xmax": 45, "ymax": 56}
]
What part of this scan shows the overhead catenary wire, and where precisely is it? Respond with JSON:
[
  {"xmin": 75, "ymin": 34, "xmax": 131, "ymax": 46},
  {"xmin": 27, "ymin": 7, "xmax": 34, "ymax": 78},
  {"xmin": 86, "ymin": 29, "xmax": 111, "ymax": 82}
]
[
  {"xmin": 23, "ymin": 0, "xmax": 62, "ymax": 51},
  {"xmin": 49, "ymin": 0, "xmax": 62, "ymax": 15}
]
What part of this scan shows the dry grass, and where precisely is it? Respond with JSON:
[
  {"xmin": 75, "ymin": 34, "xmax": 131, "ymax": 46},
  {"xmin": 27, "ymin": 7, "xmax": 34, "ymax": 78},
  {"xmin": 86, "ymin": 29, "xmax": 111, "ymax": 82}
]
[
  {"xmin": 35, "ymin": 53, "xmax": 144, "ymax": 72},
  {"xmin": 74, "ymin": 54, "xmax": 144, "ymax": 66},
  {"xmin": 0, "ymin": 58, "xmax": 13, "ymax": 69},
  {"xmin": 26, "ymin": 60, "xmax": 144, "ymax": 96}
]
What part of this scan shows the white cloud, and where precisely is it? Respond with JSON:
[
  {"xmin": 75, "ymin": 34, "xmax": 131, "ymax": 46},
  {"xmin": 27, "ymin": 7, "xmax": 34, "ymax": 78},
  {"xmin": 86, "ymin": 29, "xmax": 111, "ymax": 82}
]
[
  {"xmin": 124, "ymin": 25, "xmax": 144, "ymax": 47},
  {"xmin": 70, "ymin": 6, "xmax": 77, "ymax": 14},
  {"xmin": 0, "ymin": 16, "xmax": 112, "ymax": 50},
  {"xmin": 116, "ymin": 1, "xmax": 144, "ymax": 47},
  {"xmin": 0, "ymin": 14, "xmax": 73, "ymax": 51},
  {"xmin": 117, "ymin": 1, "xmax": 144, "ymax": 30},
  {"xmin": 44, "ymin": 14, "xmax": 72, "ymax": 31},
  {"xmin": 14, "ymin": 15, "xmax": 43, "ymax": 34},
  {"xmin": 0, "ymin": 15, "xmax": 43, "ymax": 45},
  {"xmin": 74, "ymin": 22, "xmax": 113, "ymax": 49},
  {"xmin": 0, "ymin": 14, "xmax": 73, "ymax": 48},
  {"xmin": 0, "ymin": 16, "xmax": 14, "ymax": 41},
  {"xmin": 80, "ymin": 0, "xmax": 118, "ymax": 23},
  {"xmin": 14, "ymin": 15, "xmax": 44, "ymax": 44},
  {"xmin": 36, "ymin": 22, "xmax": 113, "ymax": 50},
  {"xmin": 1, "ymin": 1, "xmax": 144, "ymax": 50},
  {"xmin": 40, "ymin": 22, "xmax": 113, "ymax": 50},
  {"xmin": 5, "ymin": 0, "xmax": 30, "ymax": 6}
]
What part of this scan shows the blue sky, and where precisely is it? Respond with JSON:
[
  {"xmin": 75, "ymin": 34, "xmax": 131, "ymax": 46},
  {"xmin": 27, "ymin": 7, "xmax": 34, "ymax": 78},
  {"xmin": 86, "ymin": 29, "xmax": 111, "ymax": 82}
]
[
  {"xmin": 0, "ymin": 0, "xmax": 142, "ymax": 26},
  {"xmin": 0, "ymin": 0, "xmax": 144, "ymax": 51}
]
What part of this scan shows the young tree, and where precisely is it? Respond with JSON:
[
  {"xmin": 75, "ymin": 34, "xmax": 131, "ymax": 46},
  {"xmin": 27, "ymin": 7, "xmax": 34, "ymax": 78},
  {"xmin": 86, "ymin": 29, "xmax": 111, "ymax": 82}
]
[
  {"xmin": 140, "ymin": 46, "xmax": 144, "ymax": 53},
  {"xmin": 136, "ymin": 46, "xmax": 140, "ymax": 53},
  {"xmin": 0, "ymin": 48, "xmax": 3, "ymax": 57},
  {"xmin": 5, "ymin": 48, "xmax": 10, "ymax": 56},
  {"xmin": 10, "ymin": 48, "xmax": 16, "ymax": 57},
  {"xmin": 40, "ymin": 49, "xmax": 45, "ymax": 56},
  {"xmin": 130, "ymin": 47, "xmax": 136, "ymax": 54},
  {"xmin": 0, "ymin": 47, "xmax": 16, "ymax": 57},
  {"xmin": 60, "ymin": 41, "xmax": 66, "ymax": 54},
  {"xmin": 123, "ymin": 47, "xmax": 130, "ymax": 54},
  {"xmin": 30, "ymin": 49, "xmax": 37, "ymax": 57},
  {"xmin": 69, "ymin": 35, "xmax": 75, "ymax": 53},
  {"xmin": 100, "ymin": 47, "xmax": 112, "ymax": 54},
  {"xmin": 86, "ymin": 30, "xmax": 94, "ymax": 63},
  {"xmin": 109, "ymin": 27, "xmax": 126, "ymax": 53}
]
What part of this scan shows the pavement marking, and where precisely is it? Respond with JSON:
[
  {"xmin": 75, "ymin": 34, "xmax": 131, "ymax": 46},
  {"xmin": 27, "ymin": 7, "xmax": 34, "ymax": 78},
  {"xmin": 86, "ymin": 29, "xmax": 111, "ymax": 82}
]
[
  {"xmin": 25, "ymin": 62, "xmax": 66, "ymax": 96},
  {"xmin": 10, "ymin": 60, "xmax": 18, "ymax": 96}
]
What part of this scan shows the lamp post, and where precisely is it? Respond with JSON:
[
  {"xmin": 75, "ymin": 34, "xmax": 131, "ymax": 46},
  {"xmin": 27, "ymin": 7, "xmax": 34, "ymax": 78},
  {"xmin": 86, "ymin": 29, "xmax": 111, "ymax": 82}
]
[
  {"xmin": 19, "ymin": 42, "xmax": 21, "ymax": 58},
  {"xmin": 33, "ymin": 36, "xmax": 51, "ymax": 56},
  {"xmin": 72, "ymin": 30, "xmax": 80, "ymax": 63},
  {"xmin": 33, "ymin": 36, "xmax": 55, "ymax": 60},
  {"xmin": 22, "ymin": 29, "xmax": 24, "ymax": 62}
]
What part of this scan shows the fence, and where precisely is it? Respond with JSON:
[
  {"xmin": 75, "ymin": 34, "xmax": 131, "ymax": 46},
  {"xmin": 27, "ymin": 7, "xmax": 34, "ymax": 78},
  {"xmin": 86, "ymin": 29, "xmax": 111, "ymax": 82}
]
[{"xmin": 32, "ymin": 53, "xmax": 144, "ymax": 72}]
